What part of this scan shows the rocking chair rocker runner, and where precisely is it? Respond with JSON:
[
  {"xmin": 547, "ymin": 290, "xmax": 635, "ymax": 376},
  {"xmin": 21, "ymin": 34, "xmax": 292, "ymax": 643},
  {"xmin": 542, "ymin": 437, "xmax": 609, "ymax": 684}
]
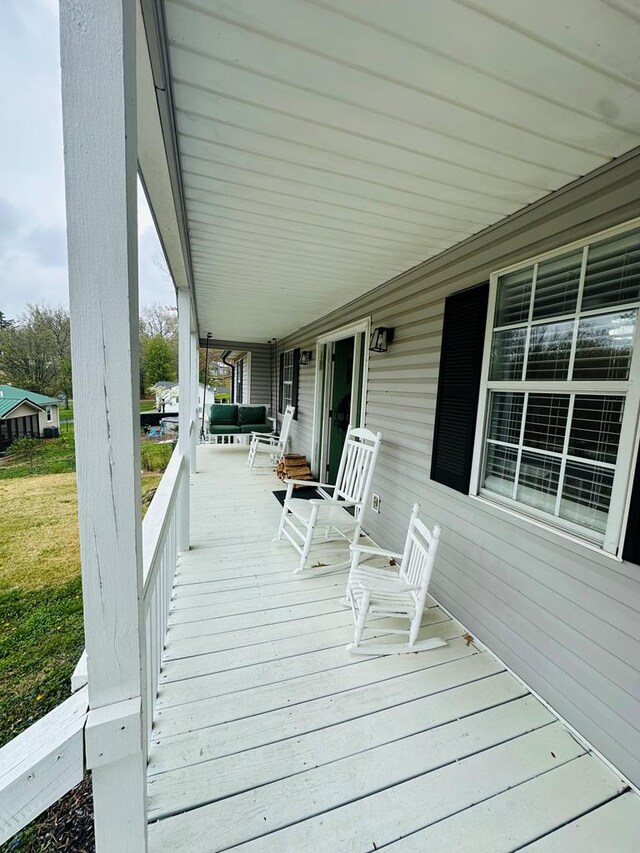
[
  {"xmin": 345, "ymin": 503, "xmax": 446, "ymax": 655},
  {"xmin": 275, "ymin": 426, "xmax": 382, "ymax": 574},
  {"xmin": 247, "ymin": 405, "xmax": 295, "ymax": 471}
]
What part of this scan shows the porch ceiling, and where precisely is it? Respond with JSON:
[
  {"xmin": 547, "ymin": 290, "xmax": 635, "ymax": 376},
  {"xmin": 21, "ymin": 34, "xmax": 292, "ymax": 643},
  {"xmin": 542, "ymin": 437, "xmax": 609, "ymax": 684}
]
[{"xmin": 152, "ymin": 0, "xmax": 640, "ymax": 341}]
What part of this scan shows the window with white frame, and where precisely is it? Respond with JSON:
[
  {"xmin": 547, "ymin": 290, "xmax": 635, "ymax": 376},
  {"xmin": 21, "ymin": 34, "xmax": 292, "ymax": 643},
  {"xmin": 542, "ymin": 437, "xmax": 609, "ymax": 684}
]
[
  {"xmin": 280, "ymin": 350, "xmax": 295, "ymax": 411},
  {"xmin": 46, "ymin": 405, "xmax": 52, "ymax": 422},
  {"xmin": 477, "ymin": 225, "xmax": 640, "ymax": 553}
]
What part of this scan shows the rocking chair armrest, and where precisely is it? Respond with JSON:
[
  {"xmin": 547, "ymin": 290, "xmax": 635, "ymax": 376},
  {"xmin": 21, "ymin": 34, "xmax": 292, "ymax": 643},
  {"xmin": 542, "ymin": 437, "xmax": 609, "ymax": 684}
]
[
  {"xmin": 308, "ymin": 498, "xmax": 359, "ymax": 508},
  {"xmin": 283, "ymin": 478, "xmax": 335, "ymax": 489},
  {"xmin": 349, "ymin": 543, "xmax": 405, "ymax": 560},
  {"xmin": 251, "ymin": 431, "xmax": 278, "ymax": 441}
]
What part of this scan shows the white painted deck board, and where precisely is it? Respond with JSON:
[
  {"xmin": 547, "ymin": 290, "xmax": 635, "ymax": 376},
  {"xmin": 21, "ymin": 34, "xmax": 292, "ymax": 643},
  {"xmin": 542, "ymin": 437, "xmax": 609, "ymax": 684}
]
[
  {"xmin": 522, "ymin": 792, "xmax": 640, "ymax": 852},
  {"xmin": 150, "ymin": 653, "xmax": 503, "ymax": 774},
  {"xmin": 148, "ymin": 446, "xmax": 639, "ymax": 852},
  {"xmin": 383, "ymin": 755, "xmax": 627, "ymax": 853},
  {"xmin": 163, "ymin": 604, "xmax": 449, "ymax": 660}
]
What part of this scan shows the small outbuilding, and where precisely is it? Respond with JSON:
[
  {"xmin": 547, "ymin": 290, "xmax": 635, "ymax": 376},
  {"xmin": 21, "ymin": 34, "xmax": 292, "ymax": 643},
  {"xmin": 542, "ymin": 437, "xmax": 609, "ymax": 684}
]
[{"xmin": 0, "ymin": 384, "xmax": 61, "ymax": 451}]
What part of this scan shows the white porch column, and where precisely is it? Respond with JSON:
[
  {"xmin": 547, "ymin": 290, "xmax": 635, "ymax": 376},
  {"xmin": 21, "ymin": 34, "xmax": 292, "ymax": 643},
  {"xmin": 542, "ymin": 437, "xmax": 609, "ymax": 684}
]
[
  {"xmin": 191, "ymin": 332, "xmax": 198, "ymax": 472},
  {"xmin": 59, "ymin": 0, "xmax": 147, "ymax": 850},
  {"xmin": 178, "ymin": 288, "xmax": 192, "ymax": 549}
]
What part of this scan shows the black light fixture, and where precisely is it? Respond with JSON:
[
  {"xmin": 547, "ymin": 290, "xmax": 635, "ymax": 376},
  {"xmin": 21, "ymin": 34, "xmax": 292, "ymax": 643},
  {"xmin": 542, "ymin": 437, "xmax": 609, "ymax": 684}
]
[
  {"xmin": 369, "ymin": 327, "xmax": 395, "ymax": 353},
  {"xmin": 299, "ymin": 350, "xmax": 313, "ymax": 366}
]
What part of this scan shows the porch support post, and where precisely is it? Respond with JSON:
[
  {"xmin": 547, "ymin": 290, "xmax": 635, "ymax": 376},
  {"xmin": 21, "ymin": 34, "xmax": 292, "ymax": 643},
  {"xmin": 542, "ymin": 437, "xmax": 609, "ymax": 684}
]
[
  {"xmin": 59, "ymin": 0, "xmax": 147, "ymax": 850},
  {"xmin": 178, "ymin": 287, "xmax": 191, "ymax": 549},
  {"xmin": 191, "ymin": 331, "xmax": 198, "ymax": 472}
]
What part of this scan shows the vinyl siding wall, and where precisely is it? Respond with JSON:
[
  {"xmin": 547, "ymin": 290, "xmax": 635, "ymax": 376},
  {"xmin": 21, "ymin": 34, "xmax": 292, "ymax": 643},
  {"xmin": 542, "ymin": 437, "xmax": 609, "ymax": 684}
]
[
  {"xmin": 38, "ymin": 405, "xmax": 60, "ymax": 432},
  {"xmin": 248, "ymin": 345, "xmax": 273, "ymax": 411},
  {"xmin": 276, "ymin": 150, "xmax": 640, "ymax": 788},
  {"xmin": 8, "ymin": 403, "xmax": 42, "ymax": 420}
]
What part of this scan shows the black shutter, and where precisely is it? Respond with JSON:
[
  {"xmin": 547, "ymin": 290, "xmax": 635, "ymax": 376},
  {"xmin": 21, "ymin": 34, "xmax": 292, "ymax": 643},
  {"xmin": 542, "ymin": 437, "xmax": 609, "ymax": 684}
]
[
  {"xmin": 431, "ymin": 282, "xmax": 489, "ymax": 493},
  {"xmin": 292, "ymin": 348, "xmax": 300, "ymax": 420},
  {"xmin": 623, "ymin": 452, "xmax": 640, "ymax": 565},
  {"xmin": 278, "ymin": 353, "xmax": 285, "ymax": 414},
  {"xmin": 236, "ymin": 359, "xmax": 243, "ymax": 404}
]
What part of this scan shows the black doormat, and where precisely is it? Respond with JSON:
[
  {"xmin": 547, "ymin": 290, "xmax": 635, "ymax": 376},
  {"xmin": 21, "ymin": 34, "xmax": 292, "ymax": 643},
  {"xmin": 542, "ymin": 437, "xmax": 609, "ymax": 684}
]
[
  {"xmin": 273, "ymin": 486, "xmax": 320, "ymax": 506},
  {"xmin": 273, "ymin": 487, "xmax": 355, "ymax": 515}
]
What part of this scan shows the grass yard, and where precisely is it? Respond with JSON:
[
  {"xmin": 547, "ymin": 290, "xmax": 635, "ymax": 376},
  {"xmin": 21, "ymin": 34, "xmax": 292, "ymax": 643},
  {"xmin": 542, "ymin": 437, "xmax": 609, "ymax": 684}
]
[
  {"xmin": 0, "ymin": 470, "xmax": 161, "ymax": 852},
  {"xmin": 0, "ymin": 472, "xmax": 161, "ymax": 742},
  {"xmin": 141, "ymin": 439, "xmax": 175, "ymax": 471},
  {"xmin": 58, "ymin": 399, "xmax": 155, "ymax": 418},
  {"xmin": 0, "ymin": 431, "xmax": 76, "ymax": 480}
]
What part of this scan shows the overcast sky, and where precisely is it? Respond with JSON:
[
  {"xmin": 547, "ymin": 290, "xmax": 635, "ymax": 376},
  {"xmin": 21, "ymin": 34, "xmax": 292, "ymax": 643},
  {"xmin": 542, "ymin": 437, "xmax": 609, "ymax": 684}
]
[{"xmin": 0, "ymin": 0, "xmax": 175, "ymax": 322}]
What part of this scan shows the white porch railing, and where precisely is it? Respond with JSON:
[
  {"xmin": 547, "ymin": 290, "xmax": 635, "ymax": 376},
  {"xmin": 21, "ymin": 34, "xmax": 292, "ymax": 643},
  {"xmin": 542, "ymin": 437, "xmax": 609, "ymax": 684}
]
[
  {"xmin": 0, "ymin": 444, "xmax": 188, "ymax": 844},
  {"xmin": 142, "ymin": 444, "xmax": 187, "ymax": 743},
  {"xmin": 0, "ymin": 688, "xmax": 89, "ymax": 844}
]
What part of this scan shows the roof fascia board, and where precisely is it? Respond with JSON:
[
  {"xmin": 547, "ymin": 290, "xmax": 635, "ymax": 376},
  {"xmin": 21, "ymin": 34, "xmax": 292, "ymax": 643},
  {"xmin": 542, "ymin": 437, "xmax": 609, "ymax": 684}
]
[
  {"xmin": 1, "ymin": 399, "xmax": 45, "ymax": 418},
  {"xmin": 138, "ymin": 0, "xmax": 198, "ymax": 331}
]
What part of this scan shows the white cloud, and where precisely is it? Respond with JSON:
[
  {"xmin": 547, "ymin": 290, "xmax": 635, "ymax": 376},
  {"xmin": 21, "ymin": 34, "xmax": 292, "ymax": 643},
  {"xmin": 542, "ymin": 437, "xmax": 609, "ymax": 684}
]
[{"xmin": 0, "ymin": 1, "xmax": 175, "ymax": 321}]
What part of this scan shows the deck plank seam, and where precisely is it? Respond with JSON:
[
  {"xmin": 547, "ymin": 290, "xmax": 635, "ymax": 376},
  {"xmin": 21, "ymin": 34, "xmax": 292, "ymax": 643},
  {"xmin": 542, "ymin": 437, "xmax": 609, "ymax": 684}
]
[
  {"xmin": 147, "ymin": 678, "xmax": 529, "ymax": 782},
  {"xmin": 154, "ymin": 637, "xmax": 478, "ymax": 714},
  {"xmin": 151, "ymin": 655, "xmax": 499, "ymax": 744},
  {"xmin": 161, "ymin": 611, "xmax": 453, "ymax": 664},
  {"xmin": 148, "ymin": 720, "xmax": 566, "ymax": 846},
  {"xmin": 509, "ymin": 788, "xmax": 632, "ymax": 852},
  {"xmin": 147, "ymin": 693, "xmax": 545, "ymax": 822}
]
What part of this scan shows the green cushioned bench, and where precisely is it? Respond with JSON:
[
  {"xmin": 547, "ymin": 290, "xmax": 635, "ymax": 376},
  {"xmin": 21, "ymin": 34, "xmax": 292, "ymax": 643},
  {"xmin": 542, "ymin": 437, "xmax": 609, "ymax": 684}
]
[{"xmin": 208, "ymin": 404, "xmax": 271, "ymax": 443}]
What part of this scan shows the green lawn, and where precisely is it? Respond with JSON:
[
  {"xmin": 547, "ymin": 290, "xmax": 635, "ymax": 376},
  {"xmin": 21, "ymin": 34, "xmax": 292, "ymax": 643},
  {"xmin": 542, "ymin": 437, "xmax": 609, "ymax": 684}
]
[
  {"xmin": 0, "ymin": 431, "xmax": 76, "ymax": 480},
  {"xmin": 0, "ymin": 456, "xmax": 164, "ymax": 850},
  {"xmin": 141, "ymin": 439, "xmax": 175, "ymax": 471},
  {"xmin": 0, "ymin": 471, "xmax": 162, "ymax": 746},
  {"xmin": 59, "ymin": 399, "xmax": 156, "ymax": 418}
]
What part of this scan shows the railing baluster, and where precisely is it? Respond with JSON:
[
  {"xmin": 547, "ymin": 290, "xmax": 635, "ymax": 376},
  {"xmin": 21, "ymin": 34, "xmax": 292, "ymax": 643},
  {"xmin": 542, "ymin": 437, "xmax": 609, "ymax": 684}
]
[{"xmin": 141, "ymin": 447, "xmax": 184, "ymax": 748}]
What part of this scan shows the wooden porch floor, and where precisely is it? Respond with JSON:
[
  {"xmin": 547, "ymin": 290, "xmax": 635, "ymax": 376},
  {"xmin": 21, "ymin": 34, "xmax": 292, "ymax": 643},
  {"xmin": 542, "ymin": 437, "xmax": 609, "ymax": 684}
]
[{"xmin": 148, "ymin": 446, "xmax": 640, "ymax": 852}]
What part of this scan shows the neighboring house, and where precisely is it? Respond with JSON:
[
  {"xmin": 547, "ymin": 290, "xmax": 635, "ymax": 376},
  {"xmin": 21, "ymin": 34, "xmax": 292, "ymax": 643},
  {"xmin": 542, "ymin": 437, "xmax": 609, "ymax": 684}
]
[
  {"xmin": 151, "ymin": 380, "xmax": 178, "ymax": 412},
  {"xmin": 0, "ymin": 384, "xmax": 60, "ymax": 451},
  {"xmin": 153, "ymin": 381, "xmax": 219, "ymax": 423}
]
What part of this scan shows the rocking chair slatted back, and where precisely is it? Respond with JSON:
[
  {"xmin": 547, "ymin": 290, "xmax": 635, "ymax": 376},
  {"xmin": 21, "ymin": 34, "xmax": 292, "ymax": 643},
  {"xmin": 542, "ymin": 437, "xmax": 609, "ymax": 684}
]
[
  {"xmin": 400, "ymin": 503, "xmax": 440, "ymax": 600},
  {"xmin": 278, "ymin": 405, "xmax": 296, "ymax": 450},
  {"xmin": 334, "ymin": 426, "xmax": 381, "ymax": 511}
]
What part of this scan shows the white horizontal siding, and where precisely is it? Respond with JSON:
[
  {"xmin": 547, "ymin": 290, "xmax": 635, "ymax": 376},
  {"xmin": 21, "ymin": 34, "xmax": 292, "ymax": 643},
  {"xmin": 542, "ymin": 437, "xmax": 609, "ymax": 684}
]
[
  {"xmin": 277, "ymin": 148, "xmax": 640, "ymax": 788},
  {"xmin": 248, "ymin": 347, "xmax": 272, "ymax": 409}
]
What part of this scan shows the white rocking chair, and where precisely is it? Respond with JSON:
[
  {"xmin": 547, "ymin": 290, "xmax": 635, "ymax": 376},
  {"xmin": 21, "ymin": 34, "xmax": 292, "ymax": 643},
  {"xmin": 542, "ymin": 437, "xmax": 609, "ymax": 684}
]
[
  {"xmin": 345, "ymin": 503, "xmax": 446, "ymax": 655},
  {"xmin": 275, "ymin": 426, "xmax": 382, "ymax": 574},
  {"xmin": 247, "ymin": 405, "xmax": 295, "ymax": 471}
]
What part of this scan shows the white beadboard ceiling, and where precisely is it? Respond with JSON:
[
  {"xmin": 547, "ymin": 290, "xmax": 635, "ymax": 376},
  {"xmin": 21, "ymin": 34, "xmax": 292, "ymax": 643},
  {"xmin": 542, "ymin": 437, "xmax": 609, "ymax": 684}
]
[{"xmin": 159, "ymin": 0, "xmax": 640, "ymax": 342}]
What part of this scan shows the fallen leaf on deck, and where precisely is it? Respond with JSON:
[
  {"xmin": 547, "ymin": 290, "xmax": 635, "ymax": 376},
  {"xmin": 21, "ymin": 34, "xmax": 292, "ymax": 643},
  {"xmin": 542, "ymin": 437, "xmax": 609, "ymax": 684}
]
[{"xmin": 463, "ymin": 633, "xmax": 474, "ymax": 646}]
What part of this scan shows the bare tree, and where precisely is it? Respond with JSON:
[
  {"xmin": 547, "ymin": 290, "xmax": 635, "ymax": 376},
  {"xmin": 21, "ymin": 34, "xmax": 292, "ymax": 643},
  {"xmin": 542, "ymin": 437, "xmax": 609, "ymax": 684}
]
[
  {"xmin": 140, "ymin": 304, "xmax": 178, "ymax": 341},
  {"xmin": 0, "ymin": 304, "xmax": 70, "ymax": 396}
]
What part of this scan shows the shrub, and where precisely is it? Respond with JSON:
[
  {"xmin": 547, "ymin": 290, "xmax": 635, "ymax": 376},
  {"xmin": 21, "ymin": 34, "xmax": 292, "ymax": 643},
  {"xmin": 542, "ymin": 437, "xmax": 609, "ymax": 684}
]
[
  {"xmin": 140, "ymin": 441, "xmax": 174, "ymax": 472},
  {"xmin": 7, "ymin": 437, "xmax": 44, "ymax": 474}
]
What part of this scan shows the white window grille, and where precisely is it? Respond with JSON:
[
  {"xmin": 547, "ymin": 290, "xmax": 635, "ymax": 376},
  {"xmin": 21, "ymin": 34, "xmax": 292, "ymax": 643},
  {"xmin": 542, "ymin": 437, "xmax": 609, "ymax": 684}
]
[
  {"xmin": 281, "ymin": 350, "xmax": 295, "ymax": 411},
  {"xmin": 474, "ymin": 223, "xmax": 640, "ymax": 553}
]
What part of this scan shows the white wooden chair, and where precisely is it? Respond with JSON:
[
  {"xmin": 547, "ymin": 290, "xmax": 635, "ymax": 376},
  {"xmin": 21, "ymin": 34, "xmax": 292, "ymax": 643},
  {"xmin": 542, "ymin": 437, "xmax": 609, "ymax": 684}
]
[
  {"xmin": 247, "ymin": 405, "xmax": 295, "ymax": 471},
  {"xmin": 275, "ymin": 426, "xmax": 382, "ymax": 574},
  {"xmin": 345, "ymin": 503, "xmax": 446, "ymax": 655}
]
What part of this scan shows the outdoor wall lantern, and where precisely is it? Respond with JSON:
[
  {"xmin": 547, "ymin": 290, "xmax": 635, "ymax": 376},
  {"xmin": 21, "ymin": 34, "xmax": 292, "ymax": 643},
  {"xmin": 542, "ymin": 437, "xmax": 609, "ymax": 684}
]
[
  {"xmin": 299, "ymin": 350, "xmax": 313, "ymax": 366},
  {"xmin": 369, "ymin": 327, "xmax": 395, "ymax": 353}
]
